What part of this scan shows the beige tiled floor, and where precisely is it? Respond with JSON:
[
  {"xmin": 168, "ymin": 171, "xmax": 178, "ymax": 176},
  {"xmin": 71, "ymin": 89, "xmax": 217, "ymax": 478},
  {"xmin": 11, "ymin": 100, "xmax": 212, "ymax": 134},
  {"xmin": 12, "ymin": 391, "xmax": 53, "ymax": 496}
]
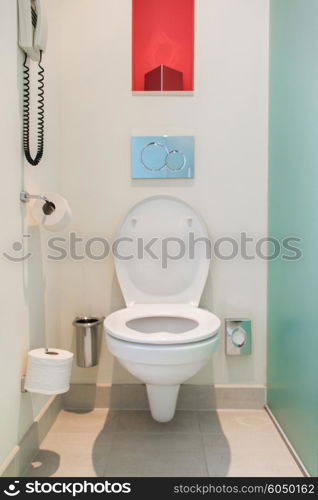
[{"xmin": 24, "ymin": 409, "xmax": 303, "ymax": 477}]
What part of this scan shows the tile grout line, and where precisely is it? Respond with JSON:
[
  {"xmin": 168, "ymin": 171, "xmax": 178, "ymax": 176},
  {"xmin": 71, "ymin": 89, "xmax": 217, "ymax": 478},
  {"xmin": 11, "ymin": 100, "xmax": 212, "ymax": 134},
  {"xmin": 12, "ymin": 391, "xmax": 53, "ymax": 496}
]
[{"xmin": 197, "ymin": 411, "xmax": 211, "ymax": 477}]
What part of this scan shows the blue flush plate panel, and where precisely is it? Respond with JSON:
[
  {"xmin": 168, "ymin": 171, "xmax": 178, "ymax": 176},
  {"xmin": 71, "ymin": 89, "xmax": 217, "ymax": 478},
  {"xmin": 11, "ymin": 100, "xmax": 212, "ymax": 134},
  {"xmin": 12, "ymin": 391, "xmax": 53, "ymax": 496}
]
[{"xmin": 131, "ymin": 136, "xmax": 194, "ymax": 179}]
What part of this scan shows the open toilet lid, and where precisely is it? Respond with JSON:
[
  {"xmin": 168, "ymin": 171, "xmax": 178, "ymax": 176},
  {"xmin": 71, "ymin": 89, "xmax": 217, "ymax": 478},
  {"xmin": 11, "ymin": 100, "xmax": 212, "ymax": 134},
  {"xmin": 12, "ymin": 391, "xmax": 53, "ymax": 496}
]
[{"xmin": 114, "ymin": 196, "xmax": 210, "ymax": 306}]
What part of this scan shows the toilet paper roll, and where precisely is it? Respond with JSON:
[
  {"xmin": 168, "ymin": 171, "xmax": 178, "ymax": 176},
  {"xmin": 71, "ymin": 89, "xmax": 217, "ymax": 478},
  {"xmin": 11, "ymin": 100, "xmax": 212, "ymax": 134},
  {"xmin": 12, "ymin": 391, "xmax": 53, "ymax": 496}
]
[
  {"xmin": 25, "ymin": 348, "xmax": 73, "ymax": 395},
  {"xmin": 31, "ymin": 192, "xmax": 72, "ymax": 232}
]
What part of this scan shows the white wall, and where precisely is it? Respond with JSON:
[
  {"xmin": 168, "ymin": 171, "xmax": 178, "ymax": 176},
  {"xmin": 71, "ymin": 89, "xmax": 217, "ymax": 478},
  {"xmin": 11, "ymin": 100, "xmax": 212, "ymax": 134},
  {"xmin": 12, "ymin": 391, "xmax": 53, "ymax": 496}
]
[
  {"xmin": 57, "ymin": 0, "xmax": 269, "ymax": 386},
  {"xmin": 0, "ymin": 0, "xmax": 61, "ymax": 466}
]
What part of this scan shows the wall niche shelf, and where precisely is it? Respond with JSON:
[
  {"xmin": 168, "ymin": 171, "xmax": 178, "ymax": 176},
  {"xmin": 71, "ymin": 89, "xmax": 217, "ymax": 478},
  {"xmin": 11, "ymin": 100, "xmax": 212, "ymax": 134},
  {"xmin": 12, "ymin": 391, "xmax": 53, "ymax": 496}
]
[
  {"xmin": 132, "ymin": 0, "xmax": 195, "ymax": 94},
  {"xmin": 132, "ymin": 91, "xmax": 194, "ymax": 97}
]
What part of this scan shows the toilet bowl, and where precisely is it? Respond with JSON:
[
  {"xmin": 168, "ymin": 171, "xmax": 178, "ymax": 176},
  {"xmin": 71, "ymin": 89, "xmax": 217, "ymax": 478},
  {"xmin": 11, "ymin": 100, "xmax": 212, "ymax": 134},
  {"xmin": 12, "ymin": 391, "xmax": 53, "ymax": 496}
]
[{"xmin": 104, "ymin": 196, "xmax": 220, "ymax": 422}]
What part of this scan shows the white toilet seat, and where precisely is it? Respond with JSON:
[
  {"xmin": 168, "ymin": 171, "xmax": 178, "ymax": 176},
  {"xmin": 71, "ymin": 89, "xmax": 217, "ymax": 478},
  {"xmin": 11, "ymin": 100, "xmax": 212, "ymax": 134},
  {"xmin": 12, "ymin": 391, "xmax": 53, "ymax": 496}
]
[{"xmin": 105, "ymin": 304, "xmax": 220, "ymax": 345}]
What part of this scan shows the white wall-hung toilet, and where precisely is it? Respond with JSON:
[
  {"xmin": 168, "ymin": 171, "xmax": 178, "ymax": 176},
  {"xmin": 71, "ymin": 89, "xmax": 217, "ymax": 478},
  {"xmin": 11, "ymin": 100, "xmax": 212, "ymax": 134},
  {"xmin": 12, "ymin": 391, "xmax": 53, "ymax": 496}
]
[{"xmin": 104, "ymin": 196, "xmax": 220, "ymax": 422}]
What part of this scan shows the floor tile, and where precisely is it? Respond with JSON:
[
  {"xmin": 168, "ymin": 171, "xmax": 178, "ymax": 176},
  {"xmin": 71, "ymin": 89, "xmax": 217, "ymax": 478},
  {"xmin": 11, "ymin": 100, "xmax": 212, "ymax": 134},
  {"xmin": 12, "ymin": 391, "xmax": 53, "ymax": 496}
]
[
  {"xmin": 202, "ymin": 432, "xmax": 302, "ymax": 477},
  {"xmin": 26, "ymin": 430, "xmax": 113, "ymax": 477},
  {"xmin": 120, "ymin": 385, "xmax": 149, "ymax": 409},
  {"xmin": 199, "ymin": 410, "xmax": 277, "ymax": 435},
  {"xmin": 115, "ymin": 410, "xmax": 200, "ymax": 433},
  {"xmin": 24, "ymin": 450, "xmax": 62, "ymax": 477},
  {"xmin": 103, "ymin": 433, "xmax": 208, "ymax": 477},
  {"xmin": 49, "ymin": 409, "xmax": 116, "ymax": 435},
  {"xmin": 22, "ymin": 408, "xmax": 303, "ymax": 478}
]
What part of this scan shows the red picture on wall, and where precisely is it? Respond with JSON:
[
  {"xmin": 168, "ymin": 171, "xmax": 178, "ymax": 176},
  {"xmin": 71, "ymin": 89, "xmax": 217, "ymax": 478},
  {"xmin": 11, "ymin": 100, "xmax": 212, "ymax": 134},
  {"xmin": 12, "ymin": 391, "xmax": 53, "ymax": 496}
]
[{"xmin": 132, "ymin": 0, "xmax": 195, "ymax": 92}]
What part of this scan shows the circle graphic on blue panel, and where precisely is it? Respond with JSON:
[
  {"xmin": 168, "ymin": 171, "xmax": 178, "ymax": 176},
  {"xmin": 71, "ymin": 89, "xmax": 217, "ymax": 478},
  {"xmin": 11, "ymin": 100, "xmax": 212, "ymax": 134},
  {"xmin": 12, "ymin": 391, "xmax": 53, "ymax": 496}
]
[
  {"xmin": 141, "ymin": 142, "xmax": 168, "ymax": 171},
  {"xmin": 165, "ymin": 149, "xmax": 186, "ymax": 171}
]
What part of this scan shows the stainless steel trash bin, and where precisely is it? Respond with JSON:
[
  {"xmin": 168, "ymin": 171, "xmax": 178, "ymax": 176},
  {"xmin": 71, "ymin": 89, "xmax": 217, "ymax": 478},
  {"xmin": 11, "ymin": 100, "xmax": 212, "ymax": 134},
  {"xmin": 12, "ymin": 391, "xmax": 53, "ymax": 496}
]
[{"xmin": 73, "ymin": 316, "xmax": 104, "ymax": 368}]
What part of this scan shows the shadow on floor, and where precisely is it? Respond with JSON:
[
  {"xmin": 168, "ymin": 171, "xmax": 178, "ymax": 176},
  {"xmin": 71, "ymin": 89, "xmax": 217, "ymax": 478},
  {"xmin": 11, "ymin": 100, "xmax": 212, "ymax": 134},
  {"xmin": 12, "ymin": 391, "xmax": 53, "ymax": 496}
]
[
  {"xmin": 92, "ymin": 409, "xmax": 231, "ymax": 477},
  {"xmin": 25, "ymin": 450, "xmax": 60, "ymax": 477}
]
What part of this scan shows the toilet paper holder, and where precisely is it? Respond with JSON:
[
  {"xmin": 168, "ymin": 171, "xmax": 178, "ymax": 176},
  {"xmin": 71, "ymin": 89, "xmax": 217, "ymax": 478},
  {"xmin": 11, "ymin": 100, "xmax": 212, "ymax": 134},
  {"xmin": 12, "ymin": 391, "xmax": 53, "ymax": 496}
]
[{"xmin": 20, "ymin": 190, "xmax": 56, "ymax": 215}]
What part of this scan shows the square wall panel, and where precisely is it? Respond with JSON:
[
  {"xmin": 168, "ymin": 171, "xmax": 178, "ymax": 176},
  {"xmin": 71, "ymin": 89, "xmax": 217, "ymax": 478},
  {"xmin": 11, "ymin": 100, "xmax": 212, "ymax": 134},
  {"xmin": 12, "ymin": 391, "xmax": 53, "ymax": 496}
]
[
  {"xmin": 131, "ymin": 136, "xmax": 194, "ymax": 179},
  {"xmin": 132, "ymin": 0, "xmax": 195, "ymax": 92}
]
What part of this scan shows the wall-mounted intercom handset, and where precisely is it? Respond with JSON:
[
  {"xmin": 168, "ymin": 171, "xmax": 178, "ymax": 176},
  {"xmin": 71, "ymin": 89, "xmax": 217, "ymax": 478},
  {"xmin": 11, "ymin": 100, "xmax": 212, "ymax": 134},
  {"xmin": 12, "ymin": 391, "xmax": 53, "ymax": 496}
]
[{"xmin": 18, "ymin": 0, "xmax": 47, "ymax": 166}]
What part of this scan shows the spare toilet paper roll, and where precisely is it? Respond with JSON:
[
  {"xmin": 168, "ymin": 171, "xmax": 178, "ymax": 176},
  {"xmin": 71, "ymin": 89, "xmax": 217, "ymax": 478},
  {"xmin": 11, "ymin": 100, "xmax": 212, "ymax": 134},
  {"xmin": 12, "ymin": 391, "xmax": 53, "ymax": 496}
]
[
  {"xmin": 25, "ymin": 348, "xmax": 73, "ymax": 395},
  {"xmin": 31, "ymin": 192, "xmax": 72, "ymax": 232}
]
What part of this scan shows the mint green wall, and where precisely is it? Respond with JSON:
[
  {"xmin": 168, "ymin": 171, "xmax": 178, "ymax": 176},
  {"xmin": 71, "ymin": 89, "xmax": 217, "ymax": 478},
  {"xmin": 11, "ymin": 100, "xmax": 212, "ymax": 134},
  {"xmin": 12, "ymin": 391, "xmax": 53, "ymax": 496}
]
[{"xmin": 268, "ymin": 0, "xmax": 318, "ymax": 477}]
